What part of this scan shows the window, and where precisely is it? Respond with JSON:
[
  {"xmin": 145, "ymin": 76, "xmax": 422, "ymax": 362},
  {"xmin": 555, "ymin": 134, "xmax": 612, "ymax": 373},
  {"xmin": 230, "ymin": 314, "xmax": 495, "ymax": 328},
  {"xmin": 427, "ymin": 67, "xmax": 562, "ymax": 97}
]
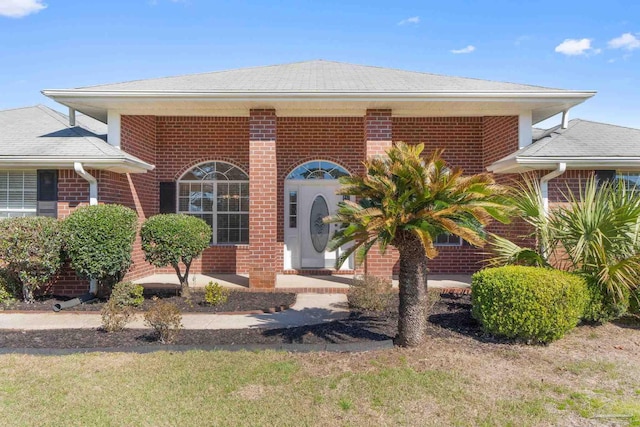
[
  {"xmin": 434, "ymin": 233, "xmax": 462, "ymax": 247},
  {"xmin": 287, "ymin": 161, "xmax": 349, "ymax": 180},
  {"xmin": 177, "ymin": 162, "xmax": 249, "ymax": 244},
  {"xmin": 0, "ymin": 170, "xmax": 37, "ymax": 218},
  {"xmin": 616, "ymin": 172, "xmax": 640, "ymax": 190},
  {"xmin": 289, "ymin": 191, "xmax": 297, "ymax": 228}
]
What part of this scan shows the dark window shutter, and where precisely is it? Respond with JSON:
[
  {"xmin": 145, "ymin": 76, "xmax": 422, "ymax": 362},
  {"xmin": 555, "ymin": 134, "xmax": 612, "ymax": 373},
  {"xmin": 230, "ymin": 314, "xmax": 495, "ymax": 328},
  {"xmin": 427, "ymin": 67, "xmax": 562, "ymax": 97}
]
[
  {"xmin": 595, "ymin": 170, "xmax": 616, "ymax": 185},
  {"xmin": 37, "ymin": 170, "xmax": 58, "ymax": 218},
  {"xmin": 159, "ymin": 182, "xmax": 177, "ymax": 213}
]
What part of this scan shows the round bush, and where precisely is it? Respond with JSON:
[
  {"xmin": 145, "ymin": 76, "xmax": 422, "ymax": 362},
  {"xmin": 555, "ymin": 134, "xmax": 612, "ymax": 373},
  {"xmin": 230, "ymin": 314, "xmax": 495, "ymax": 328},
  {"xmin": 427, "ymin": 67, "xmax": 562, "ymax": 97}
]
[
  {"xmin": 62, "ymin": 204, "xmax": 137, "ymax": 287},
  {"xmin": 0, "ymin": 217, "xmax": 63, "ymax": 302},
  {"xmin": 471, "ymin": 266, "xmax": 589, "ymax": 344},
  {"xmin": 140, "ymin": 214, "xmax": 211, "ymax": 295}
]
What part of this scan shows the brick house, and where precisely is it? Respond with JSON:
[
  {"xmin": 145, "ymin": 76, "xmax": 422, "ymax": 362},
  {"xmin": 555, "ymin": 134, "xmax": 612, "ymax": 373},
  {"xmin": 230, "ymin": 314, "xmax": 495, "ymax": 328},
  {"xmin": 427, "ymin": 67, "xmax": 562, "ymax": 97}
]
[{"xmin": 7, "ymin": 60, "xmax": 631, "ymax": 295}]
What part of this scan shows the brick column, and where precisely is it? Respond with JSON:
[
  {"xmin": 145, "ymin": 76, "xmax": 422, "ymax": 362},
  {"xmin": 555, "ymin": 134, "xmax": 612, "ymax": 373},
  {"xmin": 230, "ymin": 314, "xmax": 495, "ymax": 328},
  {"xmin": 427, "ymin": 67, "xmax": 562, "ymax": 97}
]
[
  {"xmin": 248, "ymin": 109, "xmax": 278, "ymax": 288},
  {"xmin": 364, "ymin": 109, "xmax": 397, "ymax": 280}
]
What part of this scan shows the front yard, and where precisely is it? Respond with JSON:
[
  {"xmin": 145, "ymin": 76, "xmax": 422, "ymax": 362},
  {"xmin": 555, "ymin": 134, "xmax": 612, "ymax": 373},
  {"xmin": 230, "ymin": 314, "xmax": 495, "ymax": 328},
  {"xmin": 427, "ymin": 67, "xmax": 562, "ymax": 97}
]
[{"xmin": 0, "ymin": 314, "xmax": 638, "ymax": 426}]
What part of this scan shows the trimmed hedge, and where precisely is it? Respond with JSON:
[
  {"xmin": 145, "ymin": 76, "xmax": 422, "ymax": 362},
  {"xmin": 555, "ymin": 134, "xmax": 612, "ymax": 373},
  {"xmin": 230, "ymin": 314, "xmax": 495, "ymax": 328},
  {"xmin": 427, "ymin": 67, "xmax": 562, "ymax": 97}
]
[
  {"xmin": 471, "ymin": 266, "xmax": 589, "ymax": 344},
  {"xmin": 582, "ymin": 279, "xmax": 630, "ymax": 323},
  {"xmin": 0, "ymin": 217, "xmax": 63, "ymax": 302},
  {"xmin": 62, "ymin": 205, "xmax": 138, "ymax": 288}
]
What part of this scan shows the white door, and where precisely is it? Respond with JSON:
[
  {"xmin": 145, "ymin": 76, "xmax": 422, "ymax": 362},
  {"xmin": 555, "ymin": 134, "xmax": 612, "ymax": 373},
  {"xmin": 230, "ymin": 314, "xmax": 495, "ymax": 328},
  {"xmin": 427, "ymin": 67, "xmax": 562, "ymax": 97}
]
[{"xmin": 299, "ymin": 183, "xmax": 344, "ymax": 269}]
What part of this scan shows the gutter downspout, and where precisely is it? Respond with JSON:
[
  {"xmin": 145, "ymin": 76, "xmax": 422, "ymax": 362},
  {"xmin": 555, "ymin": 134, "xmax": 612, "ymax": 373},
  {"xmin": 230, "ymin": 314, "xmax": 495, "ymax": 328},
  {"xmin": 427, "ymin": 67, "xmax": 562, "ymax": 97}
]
[
  {"xmin": 73, "ymin": 162, "xmax": 98, "ymax": 294},
  {"xmin": 540, "ymin": 162, "xmax": 567, "ymax": 214}
]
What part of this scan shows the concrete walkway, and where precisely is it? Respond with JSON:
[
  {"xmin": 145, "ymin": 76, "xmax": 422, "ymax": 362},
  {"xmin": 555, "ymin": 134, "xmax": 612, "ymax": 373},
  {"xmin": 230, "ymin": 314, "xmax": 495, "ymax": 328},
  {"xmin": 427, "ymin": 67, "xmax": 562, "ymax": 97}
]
[{"xmin": 0, "ymin": 294, "xmax": 349, "ymax": 331}]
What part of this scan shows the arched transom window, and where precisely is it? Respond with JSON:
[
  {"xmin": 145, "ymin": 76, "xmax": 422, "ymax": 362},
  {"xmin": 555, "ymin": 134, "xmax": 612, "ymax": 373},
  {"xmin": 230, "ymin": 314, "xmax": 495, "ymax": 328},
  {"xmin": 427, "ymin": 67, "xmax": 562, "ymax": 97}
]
[
  {"xmin": 178, "ymin": 161, "xmax": 249, "ymax": 244},
  {"xmin": 287, "ymin": 161, "xmax": 349, "ymax": 180}
]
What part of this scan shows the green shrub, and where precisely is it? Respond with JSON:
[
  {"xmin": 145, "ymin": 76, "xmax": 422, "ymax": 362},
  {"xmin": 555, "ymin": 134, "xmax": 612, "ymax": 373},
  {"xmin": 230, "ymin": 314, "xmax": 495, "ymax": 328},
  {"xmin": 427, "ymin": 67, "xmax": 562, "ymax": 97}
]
[
  {"xmin": 144, "ymin": 298, "xmax": 182, "ymax": 343},
  {"xmin": 471, "ymin": 266, "xmax": 589, "ymax": 344},
  {"xmin": 204, "ymin": 282, "xmax": 230, "ymax": 306},
  {"xmin": 0, "ymin": 270, "xmax": 17, "ymax": 304},
  {"xmin": 110, "ymin": 281, "xmax": 144, "ymax": 307},
  {"xmin": 0, "ymin": 217, "xmax": 63, "ymax": 302},
  {"xmin": 101, "ymin": 299, "xmax": 135, "ymax": 332},
  {"xmin": 140, "ymin": 214, "xmax": 211, "ymax": 297},
  {"xmin": 348, "ymin": 275, "xmax": 393, "ymax": 312},
  {"xmin": 629, "ymin": 288, "xmax": 640, "ymax": 316},
  {"xmin": 63, "ymin": 205, "xmax": 137, "ymax": 289},
  {"xmin": 582, "ymin": 279, "xmax": 630, "ymax": 323}
]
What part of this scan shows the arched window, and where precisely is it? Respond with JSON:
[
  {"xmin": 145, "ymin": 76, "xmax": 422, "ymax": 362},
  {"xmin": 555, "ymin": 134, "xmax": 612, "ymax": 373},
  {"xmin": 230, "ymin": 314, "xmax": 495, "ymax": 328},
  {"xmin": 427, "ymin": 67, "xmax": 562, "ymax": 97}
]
[
  {"xmin": 287, "ymin": 161, "xmax": 349, "ymax": 180},
  {"xmin": 178, "ymin": 161, "xmax": 249, "ymax": 244}
]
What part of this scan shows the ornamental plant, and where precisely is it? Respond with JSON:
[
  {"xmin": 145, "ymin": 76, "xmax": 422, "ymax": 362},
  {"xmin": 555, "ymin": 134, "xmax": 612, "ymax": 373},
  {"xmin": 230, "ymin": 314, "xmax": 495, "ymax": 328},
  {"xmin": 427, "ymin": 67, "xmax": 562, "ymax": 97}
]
[
  {"xmin": 471, "ymin": 266, "xmax": 589, "ymax": 344},
  {"xmin": 204, "ymin": 281, "xmax": 230, "ymax": 306},
  {"xmin": 0, "ymin": 217, "xmax": 63, "ymax": 302},
  {"xmin": 488, "ymin": 176, "xmax": 640, "ymax": 321},
  {"xmin": 144, "ymin": 298, "xmax": 182, "ymax": 343},
  {"xmin": 140, "ymin": 214, "xmax": 212, "ymax": 297},
  {"xmin": 110, "ymin": 281, "xmax": 145, "ymax": 308},
  {"xmin": 326, "ymin": 142, "xmax": 512, "ymax": 347},
  {"xmin": 62, "ymin": 204, "xmax": 138, "ymax": 291}
]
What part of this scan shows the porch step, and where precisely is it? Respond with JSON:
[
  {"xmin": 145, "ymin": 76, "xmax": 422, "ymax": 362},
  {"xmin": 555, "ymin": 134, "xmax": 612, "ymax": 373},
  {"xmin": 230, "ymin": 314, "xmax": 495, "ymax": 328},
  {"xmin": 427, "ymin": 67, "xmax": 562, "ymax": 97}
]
[{"xmin": 282, "ymin": 269, "xmax": 356, "ymax": 276}]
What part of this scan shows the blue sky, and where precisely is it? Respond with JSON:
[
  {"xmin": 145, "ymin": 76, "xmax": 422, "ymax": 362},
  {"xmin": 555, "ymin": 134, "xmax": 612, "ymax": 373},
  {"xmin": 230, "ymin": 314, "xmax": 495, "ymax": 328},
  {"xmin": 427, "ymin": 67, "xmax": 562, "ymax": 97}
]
[{"xmin": 1, "ymin": 0, "xmax": 639, "ymax": 128}]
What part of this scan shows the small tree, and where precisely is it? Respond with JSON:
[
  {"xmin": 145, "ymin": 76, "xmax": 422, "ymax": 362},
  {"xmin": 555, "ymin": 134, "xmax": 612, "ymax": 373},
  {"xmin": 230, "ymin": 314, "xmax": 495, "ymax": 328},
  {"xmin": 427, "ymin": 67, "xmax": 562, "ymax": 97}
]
[
  {"xmin": 0, "ymin": 217, "xmax": 63, "ymax": 302},
  {"xmin": 63, "ymin": 204, "xmax": 138, "ymax": 292},
  {"xmin": 140, "ymin": 214, "xmax": 211, "ymax": 297},
  {"xmin": 327, "ymin": 143, "xmax": 511, "ymax": 347}
]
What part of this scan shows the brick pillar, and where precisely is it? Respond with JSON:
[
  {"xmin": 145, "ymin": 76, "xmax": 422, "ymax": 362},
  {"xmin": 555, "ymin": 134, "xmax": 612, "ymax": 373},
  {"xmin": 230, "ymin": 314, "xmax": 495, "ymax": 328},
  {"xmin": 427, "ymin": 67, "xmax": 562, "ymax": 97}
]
[
  {"xmin": 364, "ymin": 109, "xmax": 397, "ymax": 280},
  {"xmin": 248, "ymin": 109, "xmax": 278, "ymax": 288}
]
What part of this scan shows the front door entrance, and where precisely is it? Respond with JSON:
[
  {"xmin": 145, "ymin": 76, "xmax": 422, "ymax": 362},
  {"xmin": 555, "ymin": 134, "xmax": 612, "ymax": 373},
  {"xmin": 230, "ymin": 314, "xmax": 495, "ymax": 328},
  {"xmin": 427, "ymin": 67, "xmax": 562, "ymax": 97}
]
[
  {"xmin": 299, "ymin": 183, "xmax": 343, "ymax": 268},
  {"xmin": 283, "ymin": 160, "xmax": 353, "ymax": 271}
]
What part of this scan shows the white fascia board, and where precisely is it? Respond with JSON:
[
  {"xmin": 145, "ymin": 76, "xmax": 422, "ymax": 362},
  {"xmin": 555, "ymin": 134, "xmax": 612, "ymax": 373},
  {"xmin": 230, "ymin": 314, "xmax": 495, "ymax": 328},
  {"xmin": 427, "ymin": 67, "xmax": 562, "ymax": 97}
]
[
  {"xmin": 42, "ymin": 89, "xmax": 596, "ymax": 102},
  {"xmin": 0, "ymin": 158, "xmax": 154, "ymax": 173},
  {"xmin": 488, "ymin": 157, "xmax": 640, "ymax": 173}
]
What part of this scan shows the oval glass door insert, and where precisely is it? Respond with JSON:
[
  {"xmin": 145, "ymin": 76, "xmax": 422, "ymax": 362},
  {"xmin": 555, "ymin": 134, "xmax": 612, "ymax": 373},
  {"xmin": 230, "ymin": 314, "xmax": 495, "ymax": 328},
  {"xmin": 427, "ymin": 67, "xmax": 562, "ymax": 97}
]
[{"xmin": 310, "ymin": 195, "xmax": 330, "ymax": 252}]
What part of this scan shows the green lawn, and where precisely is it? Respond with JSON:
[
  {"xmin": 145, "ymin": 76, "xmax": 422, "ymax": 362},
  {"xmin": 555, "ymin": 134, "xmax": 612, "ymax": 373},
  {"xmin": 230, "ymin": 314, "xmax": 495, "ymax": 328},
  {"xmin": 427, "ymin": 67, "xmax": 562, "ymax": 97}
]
[{"xmin": 0, "ymin": 322, "xmax": 639, "ymax": 426}]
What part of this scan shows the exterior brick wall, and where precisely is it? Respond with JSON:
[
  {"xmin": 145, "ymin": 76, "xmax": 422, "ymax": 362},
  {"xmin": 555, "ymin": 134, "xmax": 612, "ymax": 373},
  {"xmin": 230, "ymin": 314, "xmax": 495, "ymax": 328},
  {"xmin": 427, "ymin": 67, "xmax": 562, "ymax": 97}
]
[{"xmin": 47, "ymin": 111, "xmax": 556, "ymax": 295}]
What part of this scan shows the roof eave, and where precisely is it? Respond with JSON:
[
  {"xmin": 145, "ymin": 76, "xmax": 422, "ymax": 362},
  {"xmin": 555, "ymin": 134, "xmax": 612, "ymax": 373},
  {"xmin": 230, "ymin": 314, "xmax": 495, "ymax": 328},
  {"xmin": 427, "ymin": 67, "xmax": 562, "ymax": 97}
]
[
  {"xmin": 0, "ymin": 157, "xmax": 155, "ymax": 174},
  {"xmin": 488, "ymin": 157, "xmax": 640, "ymax": 174},
  {"xmin": 42, "ymin": 89, "xmax": 596, "ymax": 101}
]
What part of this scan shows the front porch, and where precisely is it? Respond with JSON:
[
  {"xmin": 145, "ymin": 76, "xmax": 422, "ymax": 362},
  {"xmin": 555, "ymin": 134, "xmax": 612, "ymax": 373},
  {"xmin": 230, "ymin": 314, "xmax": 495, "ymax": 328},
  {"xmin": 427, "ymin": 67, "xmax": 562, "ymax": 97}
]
[{"xmin": 136, "ymin": 273, "xmax": 472, "ymax": 293}]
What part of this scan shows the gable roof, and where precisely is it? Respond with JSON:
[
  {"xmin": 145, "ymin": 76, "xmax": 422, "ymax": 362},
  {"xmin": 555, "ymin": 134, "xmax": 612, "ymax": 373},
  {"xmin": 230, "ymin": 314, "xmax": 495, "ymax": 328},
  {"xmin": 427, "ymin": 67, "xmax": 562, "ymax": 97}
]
[
  {"xmin": 488, "ymin": 119, "xmax": 640, "ymax": 173},
  {"xmin": 43, "ymin": 60, "xmax": 595, "ymax": 124},
  {"xmin": 75, "ymin": 60, "xmax": 563, "ymax": 93},
  {"xmin": 0, "ymin": 105, "xmax": 153, "ymax": 173}
]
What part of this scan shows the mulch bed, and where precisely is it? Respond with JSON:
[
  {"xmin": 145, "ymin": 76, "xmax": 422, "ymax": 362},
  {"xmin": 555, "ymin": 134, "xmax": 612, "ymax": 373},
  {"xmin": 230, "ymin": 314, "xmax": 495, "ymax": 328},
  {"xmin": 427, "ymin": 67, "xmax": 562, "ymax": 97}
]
[
  {"xmin": 0, "ymin": 293, "xmax": 488, "ymax": 349},
  {"xmin": 2, "ymin": 291, "xmax": 297, "ymax": 314}
]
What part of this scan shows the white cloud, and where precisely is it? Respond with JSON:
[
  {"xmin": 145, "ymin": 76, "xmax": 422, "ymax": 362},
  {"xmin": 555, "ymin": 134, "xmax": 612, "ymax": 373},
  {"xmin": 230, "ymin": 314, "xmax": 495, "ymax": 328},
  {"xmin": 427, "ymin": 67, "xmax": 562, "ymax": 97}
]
[
  {"xmin": 608, "ymin": 32, "xmax": 640, "ymax": 50},
  {"xmin": 554, "ymin": 38, "xmax": 593, "ymax": 56},
  {"xmin": 0, "ymin": 0, "xmax": 46, "ymax": 18},
  {"xmin": 398, "ymin": 16, "xmax": 420, "ymax": 26},
  {"xmin": 450, "ymin": 45, "xmax": 476, "ymax": 54}
]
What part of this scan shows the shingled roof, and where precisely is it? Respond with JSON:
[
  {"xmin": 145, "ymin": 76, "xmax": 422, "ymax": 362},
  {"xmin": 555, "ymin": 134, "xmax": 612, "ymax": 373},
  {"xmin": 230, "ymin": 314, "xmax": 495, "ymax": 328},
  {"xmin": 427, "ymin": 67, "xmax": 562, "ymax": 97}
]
[
  {"xmin": 488, "ymin": 119, "xmax": 640, "ymax": 173},
  {"xmin": 0, "ymin": 105, "xmax": 153, "ymax": 173},
  {"xmin": 74, "ymin": 60, "xmax": 563, "ymax": 93}
]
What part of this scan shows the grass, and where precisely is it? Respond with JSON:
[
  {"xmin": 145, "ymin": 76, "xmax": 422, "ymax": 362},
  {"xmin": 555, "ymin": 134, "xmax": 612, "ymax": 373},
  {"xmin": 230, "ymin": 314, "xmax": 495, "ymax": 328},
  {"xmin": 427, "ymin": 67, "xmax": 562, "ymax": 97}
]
[{"xmin": 0, "ymin": 321, "xmax": 639, "ymax": 426}]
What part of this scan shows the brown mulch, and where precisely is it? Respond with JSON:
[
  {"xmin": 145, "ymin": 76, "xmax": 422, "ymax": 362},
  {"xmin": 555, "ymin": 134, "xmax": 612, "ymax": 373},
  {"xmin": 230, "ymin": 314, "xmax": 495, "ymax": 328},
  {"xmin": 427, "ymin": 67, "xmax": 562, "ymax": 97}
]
[
  {"xmin": 2, "ymin": 291, "xmax": 297, "ymax": 314},
  {"xmin": 0, "ymin": 293, "xmax": 489, "ymax": 349}
]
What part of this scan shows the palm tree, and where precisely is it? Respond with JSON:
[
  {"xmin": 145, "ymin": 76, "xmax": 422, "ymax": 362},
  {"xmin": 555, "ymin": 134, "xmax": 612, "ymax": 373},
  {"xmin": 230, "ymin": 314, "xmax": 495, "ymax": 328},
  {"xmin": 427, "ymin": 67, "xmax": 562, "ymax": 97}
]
[{"xmin": 326, "ymin": 142, "xmax": 512, "ymax": 347}]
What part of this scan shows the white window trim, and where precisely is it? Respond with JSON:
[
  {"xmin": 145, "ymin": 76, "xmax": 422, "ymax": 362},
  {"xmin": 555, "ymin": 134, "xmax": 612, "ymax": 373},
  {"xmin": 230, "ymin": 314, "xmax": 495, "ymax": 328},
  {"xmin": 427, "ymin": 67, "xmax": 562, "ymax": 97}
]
[
  {"xmin": 434, "ymin": 235, "xmax": 463, "ymax": 247},
  {"xmin": 0, "ymin": 170, "xmax": 37, "ymax": 218},
  {"xmin": 176, "ymin": 162, "xmax": 249, "ymax": 245}
]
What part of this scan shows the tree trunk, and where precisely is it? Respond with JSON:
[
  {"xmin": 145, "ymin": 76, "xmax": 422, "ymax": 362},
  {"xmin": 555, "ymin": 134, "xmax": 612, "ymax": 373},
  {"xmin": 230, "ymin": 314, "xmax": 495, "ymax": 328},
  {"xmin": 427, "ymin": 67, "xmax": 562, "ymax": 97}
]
[
  {"xmin": 394, "ymin": 233, "xmax": 429, "ymax": 347},
  {"xmin": 173, "ymin": 263, "xmax": 191, "ymax": 298},
  {"xmin": 22, "ymin": 285, "xmax": 34, "ymax": 304}
]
